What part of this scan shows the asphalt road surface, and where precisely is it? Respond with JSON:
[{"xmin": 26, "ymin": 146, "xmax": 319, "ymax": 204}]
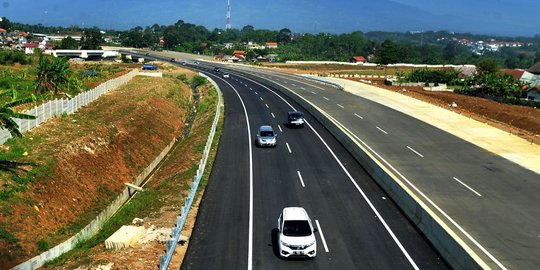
[
  {"xmin": 179, "ymin": 64, "xmax": 448, "ymax": 270},
  {"xmin": 212, "ymin": 64, "xmax": 540, "ymax": 270}
]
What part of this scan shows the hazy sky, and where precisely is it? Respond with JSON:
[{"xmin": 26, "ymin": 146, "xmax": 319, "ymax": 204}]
[{"xmin": 1, "ymin": 0, "xmax": 539, "ymax": 36}]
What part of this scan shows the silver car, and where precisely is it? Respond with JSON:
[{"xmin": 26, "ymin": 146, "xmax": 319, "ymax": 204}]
[{"xmin": 256, "ymin": 125, "xmax": 277, "ymax": 147}]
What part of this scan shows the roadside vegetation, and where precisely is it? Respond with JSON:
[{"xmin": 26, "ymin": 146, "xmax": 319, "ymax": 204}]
[
  {"xmin": 42, "ymin": 70, "xmax": 222, "ymax": 269},
  {"xmin": 0, "ymin": 59, "xmax": 196, "ymax": 268}
]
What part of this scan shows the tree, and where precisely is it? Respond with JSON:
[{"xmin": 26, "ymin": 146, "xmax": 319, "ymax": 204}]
[
  {"xmin": 277, "ymin": 28, "xmax": 292, "ymax": 44},
  {"xmin": 35, "ymin": 55, "xmax": 71, "ymax": 96},
  {"xmin": 0, "ymin": 89, "xmax": 36, "ymax": 137},
  {"xmin": 534, "ymin": 51, "xmax": 540, "ymax": 63},
  {"xmin": 0, "ymin": 17, "xmax": 11, "ymax": 30},
  {"xmin": 443, "ymin": 43, "xmax": 457, "ymax": 62},
  {"xmin": 59, "ymin": 36, "xmax": 79, "ymax": 49},
  {"xmin": 377, "ymin": 40, "xmax": 400, "ymax": 64},
  {"xmin": 79, "ymin": 28, "xmax": 104, "ymax": 50},
  {"xmin": 477, "ymin": 59, "xmax": 499, "ymax": 75}
]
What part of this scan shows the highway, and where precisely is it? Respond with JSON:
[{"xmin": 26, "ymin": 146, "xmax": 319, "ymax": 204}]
[
  {"xmin": 131, "ymin": 50, "xmax": 539, "ymax": 268},
  {"xmin": 205, "ymin": 63, "xmax": 540, "ymax": 270},
  {"xmin": 178, "ymin": 63, "xmax": 447, "ymax": 269}
]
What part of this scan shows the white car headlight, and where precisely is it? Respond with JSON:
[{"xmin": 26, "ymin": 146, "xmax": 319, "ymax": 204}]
[{"xmin": 280, "ymin": 240, "xmax": 292, "ymax": 248}]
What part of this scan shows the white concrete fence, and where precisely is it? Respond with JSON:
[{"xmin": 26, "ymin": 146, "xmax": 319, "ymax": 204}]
[{"xmin": 0, "ymin": 69, "xmax": 140, "ymax": 145}]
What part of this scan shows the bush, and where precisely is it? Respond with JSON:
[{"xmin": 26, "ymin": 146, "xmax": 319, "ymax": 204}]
[
  {"xmin": 191, "ymin": 75, "xmax": 207, "ymax": 87},
  {"xmin": 404, "ymin": 69, "xmax": 459, "ymax": 84},
  {"xmin": 0, "ymin": 50, "xmax": 31, "ymax": 65}
]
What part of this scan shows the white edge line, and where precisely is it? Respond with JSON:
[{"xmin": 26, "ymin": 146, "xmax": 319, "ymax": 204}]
[
  {"xmin": 286, "ymin": 142, "xmax": 292, "ymax": 153},
  {"xmin": 209, "ymin": 75, "xmax": 254, "ymax": 270},
  {"xmin": 229, "ymin": 68, "xmax": 506, "ymax": 269},
  {"xmin": 376, "ymin": 126, "xmax": 388, "ymax": 135},
  {"xmin": 315, "ymin": 220, "xmax": 329, "ymax": 253},
  {"xmin": 297, "ymin": 170, "xmax": 306, "ymax": 188},
  {"xmin": 453, "ymin": 177, "xmax": 482, "ymax": 197},
  {"xmin": 236, "ymin": 74, "xmax": 419, "ymax": 269},
  {"xmin": 322, "ymin": 113, "xmax": 506, "ymax": 269},
  {"xmin": 406, "ymin": 146, "xmax": 424, "ymax": 158}
]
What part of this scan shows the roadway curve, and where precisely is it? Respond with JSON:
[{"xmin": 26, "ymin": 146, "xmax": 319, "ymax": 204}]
[
  {"xmin": 179, "ymin": 64, "xmax": 447, "ymax": 269},
  {"xmin": 204, "ymin": 62, "xmax": 540, "ymax": 270}
]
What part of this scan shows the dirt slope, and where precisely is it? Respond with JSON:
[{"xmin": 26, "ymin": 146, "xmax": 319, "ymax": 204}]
[{"xmin": 0, "ymin": 68, "xmax": 195, "ymax": 268}]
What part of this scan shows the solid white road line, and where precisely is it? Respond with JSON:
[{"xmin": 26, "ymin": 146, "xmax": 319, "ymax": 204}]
[
  {"xmin": 265, "ymin": 104, "xmax": 269, "ymax": 108},
  {"xmin": 453, "ymin": 177, "xmax": 482, "ymax": 197},
  {"xmin": 297, "ymin": 171, "xmax": 306, "ymax": 188},
  {"xmin": 354, "ymin": 113, "xmax": 364, "ymax": 119},
  {"xmin": 208, "ymin": 74, "xmax": 254, "ymax": 270},
  {"xmin": 406, "ymin": 146, "xmax": 424, "ymax": 158},
  {"xmin": 286, "ymin": 142, "xmax": 292, "ymax": 153},
  {"xmin": 337, "ymin": 104, "xmax": 344, "ymax": 109},
  {"xmin": 278, "ymin": 125, "xmax": 283, "ymax": 132},
  {"xmin": 271, "ymin": 112, "xmax": 276, "ymax": 118},
  {"xmin": 376, "ymin": 126, "xmax": 388, "ymax": 134},
  {"xmin": 321, "ymin": 112, "xmax": 505, "ymax": 269},
  {"xmin": 315, "ymin": 220, "xmax": 329, "ymax": 252},
  {"xmin": 238, "ymin": 75, "xmax": 419, "ymax": 269}
]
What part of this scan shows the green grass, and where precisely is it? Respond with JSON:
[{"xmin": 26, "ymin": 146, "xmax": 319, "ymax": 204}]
[
  {"xmin": 0, "ymin": 226, "xmax": 18, "ymax": 244},
  {"xmin": 43, "ymin": 76, "xmax": 223, "ymax": 267}
]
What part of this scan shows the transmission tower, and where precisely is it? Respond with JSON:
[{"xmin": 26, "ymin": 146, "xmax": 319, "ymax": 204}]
[{"xmin": 226, "ymin": 0, "xmax": 231, "ymax": 30}]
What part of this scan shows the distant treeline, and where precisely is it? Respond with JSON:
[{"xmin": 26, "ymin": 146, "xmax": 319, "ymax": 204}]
[{"xmin": 2, "ymin": 17, "xmax": 540, "ymax": 68}]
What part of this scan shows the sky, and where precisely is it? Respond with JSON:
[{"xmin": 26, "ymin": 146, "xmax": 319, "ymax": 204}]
[{"xmin": 1, "ymin": 0, "xmax": 539, "ymax": 37}]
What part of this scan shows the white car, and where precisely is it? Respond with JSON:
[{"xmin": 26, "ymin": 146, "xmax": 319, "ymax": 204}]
[
  {"xmin": 277, "ymin": 207, "xmax": 317, "ymax": 258},
  {"xmin": 223, "ymin": 73, "xmax": 230, "ymax": 78}
]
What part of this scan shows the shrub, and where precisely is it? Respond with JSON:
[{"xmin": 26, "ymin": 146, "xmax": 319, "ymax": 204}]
[{"xmin": 191, "ymin": 75, "xmax": 207, "ymax": 87}]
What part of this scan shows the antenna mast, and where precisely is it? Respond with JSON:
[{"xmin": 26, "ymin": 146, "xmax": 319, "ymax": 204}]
[{"xmin": 226, "ymin": 0, "xmax": 231, "ymax": 30}]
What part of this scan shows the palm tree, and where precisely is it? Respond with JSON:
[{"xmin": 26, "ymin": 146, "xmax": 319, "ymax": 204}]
[
  {"xmin": 0, "ymin": 89, "xmax": 37, "ymax": 175},
  {"xmin": 0, "ymin": 88, "xmax": 37, "ymax": 137},
  {"xmin": 35, "ymin": 55, "xmax": 71, "ymax": 97}
]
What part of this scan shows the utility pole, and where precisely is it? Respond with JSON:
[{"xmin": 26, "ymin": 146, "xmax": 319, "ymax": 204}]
[{"xmin": 226, "ymin": 0, "xmax": 231, "ymax": 30}]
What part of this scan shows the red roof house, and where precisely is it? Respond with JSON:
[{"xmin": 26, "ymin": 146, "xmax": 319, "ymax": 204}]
[
  {"xmin": 265, "ymin": 42, "xmax": 278, "ymax": 48},
  {"xmin": 351, "ymin": 56, "xmax": 367, "ymax": 63}
]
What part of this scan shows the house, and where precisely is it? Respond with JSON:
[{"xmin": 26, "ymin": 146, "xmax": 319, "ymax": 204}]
[
  {"xmin": 213, "ymin": 54, "xmax": 224, "ymax": 61},
  {"xmin": 529, "ymin": 61, "xmax": 540, "ymax": 75},
  {"xmin": 23, "ymin": 43, "xmax": 39, "ymax": 54},
  {"xmin": 501, "ymin": 69, "xmax": 526, "ymax": 80},
  {"xmin": 0, "ymin": 28, "xmax": 6, "ymax": 36},
  {"xmin": 351, "ymin": 56, "xmax": 367, "ymax": 63},
  {"xmin": 526, "ymin": 87, "xmax": 540, "ymax": 102},
  {"xmin": 247, "ymin": 42, "xmax": 260, "ymax": 50},
  {"xmin": 232, "ymin": 50, "xmax": 246, "ymax": 61},
  {"xmin": 265, "ymin": 42, "xmax": 278, "ymax": 49},
  {"xmin": 501, "ymin": 69, "xmax": 540, "ymax": 87}
]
